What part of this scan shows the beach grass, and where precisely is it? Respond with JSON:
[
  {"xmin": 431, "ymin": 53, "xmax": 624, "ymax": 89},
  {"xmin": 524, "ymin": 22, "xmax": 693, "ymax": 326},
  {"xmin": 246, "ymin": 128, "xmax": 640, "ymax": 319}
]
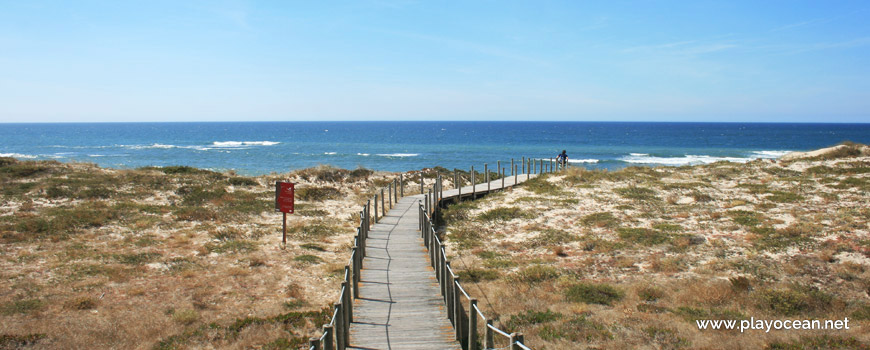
[{"xmin": 440, "ymin": 144, "xmax": 870, "ymax": 349}]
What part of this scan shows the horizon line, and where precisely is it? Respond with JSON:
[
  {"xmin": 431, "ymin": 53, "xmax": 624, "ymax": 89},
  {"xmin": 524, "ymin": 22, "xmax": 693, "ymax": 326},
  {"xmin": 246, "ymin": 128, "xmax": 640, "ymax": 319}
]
[{"xmin": 2, "ymin": 120, "xmax": 869, "ymax": 125}]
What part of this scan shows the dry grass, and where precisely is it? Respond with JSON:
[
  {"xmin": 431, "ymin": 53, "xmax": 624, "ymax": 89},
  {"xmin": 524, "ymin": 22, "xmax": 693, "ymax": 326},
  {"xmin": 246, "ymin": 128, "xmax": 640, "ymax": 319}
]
[
  {"xmin": 440, "ymin": 145, "xmax": 870, "ymax": 349},
  {"xmin": 0, "ymin": 159, "xmax": 399, "ymax": 349}
]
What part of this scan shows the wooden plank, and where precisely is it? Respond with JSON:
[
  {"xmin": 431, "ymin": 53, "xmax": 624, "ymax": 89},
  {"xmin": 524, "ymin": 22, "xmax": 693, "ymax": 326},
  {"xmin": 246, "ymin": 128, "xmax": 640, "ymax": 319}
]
[{"xmin": 348, "ymin": 173, "xmax": 538, "ymax": 349}]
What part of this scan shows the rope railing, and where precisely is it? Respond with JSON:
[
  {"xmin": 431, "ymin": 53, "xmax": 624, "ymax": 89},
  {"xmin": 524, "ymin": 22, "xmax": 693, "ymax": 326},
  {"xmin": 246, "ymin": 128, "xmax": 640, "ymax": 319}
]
[{"xmin": 416, "ymin": 157, "xmax": 562, "ymax": 350}]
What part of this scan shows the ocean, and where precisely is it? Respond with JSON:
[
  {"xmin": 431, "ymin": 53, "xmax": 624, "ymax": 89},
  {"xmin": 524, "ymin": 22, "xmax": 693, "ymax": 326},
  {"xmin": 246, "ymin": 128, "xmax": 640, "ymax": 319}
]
[{"xmin": 1, "ymin": 122, "xmax": 868, "ymax": 176}]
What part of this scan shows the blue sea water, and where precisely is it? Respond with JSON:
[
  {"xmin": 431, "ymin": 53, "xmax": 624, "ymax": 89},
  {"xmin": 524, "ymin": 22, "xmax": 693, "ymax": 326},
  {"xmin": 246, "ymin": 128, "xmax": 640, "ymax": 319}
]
[{"xmin": 1, "ymin": 122, "xmax": 868, "ymax": 176}]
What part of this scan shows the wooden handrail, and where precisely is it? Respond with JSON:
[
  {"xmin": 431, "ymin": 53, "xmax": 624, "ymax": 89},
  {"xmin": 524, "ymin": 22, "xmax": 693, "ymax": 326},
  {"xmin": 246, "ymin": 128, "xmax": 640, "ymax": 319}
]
[{"xmin": 416, "ymin": 160, "xmax": 557, "ymax": 350}]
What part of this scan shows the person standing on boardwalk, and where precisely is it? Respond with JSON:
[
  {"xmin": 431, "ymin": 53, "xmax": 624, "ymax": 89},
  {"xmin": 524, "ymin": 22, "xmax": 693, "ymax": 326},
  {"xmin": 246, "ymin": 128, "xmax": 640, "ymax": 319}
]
[{"xmin": 557, "ymin": 150, "xmax": 568, "ymax": 168}]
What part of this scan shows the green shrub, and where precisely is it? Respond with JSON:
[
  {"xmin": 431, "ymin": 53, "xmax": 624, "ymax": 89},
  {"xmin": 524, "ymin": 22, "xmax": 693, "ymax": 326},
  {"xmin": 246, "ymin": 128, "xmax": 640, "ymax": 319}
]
[
  {"xmin": 581, "ymin": 212, "xmax": 619, "ymax": 228},
  {"xmin": 522, "ymin": 176, "xmax": 567, "ymax": 195},
  {"xmin": 178, "ymin": 186, "xmax": 228, "ymax": 206},
  {"xmin": 478, "ymin": 207, "xmax": 534, "ymax": 222},
  {"xmin": 766, "ymin": 190, "xmax": 803, "ymax": 203},
  {"xmin": 349, "ymin": 167, "xmax": 374, "ymax": 180},
  {"xmin": 614, "ymin": 186, "xmax": 659, "ymax": 201},
  {"xmin": 293, "ymin": 255, "xmax": 323, "ymax": 264},
  {"xmin": 652, "ymin": 223, "xmax": 683, "ymax": 232},
  {"xmin": 757, "ymin": 287, "xmax": 832, "ymax": 316},
  {"xmin": 766, "ymin": 335, "xmax": 868, "ymax": 350},
  {"xmin": 617, "ymin": 227, "xmax": 672, "ymax": 246},
  {"xmin": 531, "ymin": 229, "xmax": 575, "ymax": 247},
  {"xmin": 752, "ymin": 223, "xmax": 817, "ymax": 250},
  {"xmin": 296, "ymin": 186, "xmax": 342, "ymax": 201},
  {"xmin": 441, "ymin": 200, "xmax": 478, "ymax": 223},
  {"xmin": 539, "ymin": 315, "xmax": 612, "ymax": 342},
  {"xmin": 729, "ymin": 210, "xmax": 763, "ymax": 226},
  {"xmin": 0, "ymin": 161, "xmax": 52, "ymax": 178},
  {"xmin": 504, "ymin": 309, "xmax": 563, "ymax": 330},
  {"xmin": 515, "ymin": 265, "xmax": 560, "ymax": 283},
  {"xmin": 205, "ymin": 240, "xmax": 257, "ymax": 254},
  {"xmin": 458, "ymin": 268, "xmax": 500, "ymax": 282},
  {"xmin": 76, "ymin": 186, "xmax": 115, "ymax": 199},
  {"xmin": 637, "ymin": 286, "xmax": 665, "ymax": 301},
  {"xmin": 157, "ymin": 166, "xmax": 219, "ymax": 176},
  {"xmin": 64, "ymin": 296, "xmax": 98, "ymax": 310},
  {"xmin": 565, "ymin": 283, "xmax": 624, "ymax": 305},
  {"xmin": 1, "ymin": 299, "xmax": 43, "ymax": 315},
  {"xmin": 0, "ymin": 334, "xmax": 46, "ymax": 348},
  {"xmin": 228, "ymin": 177, "xmax": 258, "ymax": 186},
  {"xmin": 850, "ymin": 304, "xmax": 870, "ymax": 320},
  {"xmin": 171, "ymin": 309, "xmax": 199, "ymax": 325},
  {"xmin": 113, "ymin": 252, "xmax": 162, "ymax": 265}
]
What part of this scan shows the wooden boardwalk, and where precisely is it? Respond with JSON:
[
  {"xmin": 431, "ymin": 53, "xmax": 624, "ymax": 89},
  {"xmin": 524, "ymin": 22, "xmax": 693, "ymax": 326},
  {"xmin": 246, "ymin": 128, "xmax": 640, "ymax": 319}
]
[{"xmin": 348, "ymin": 174, "xmax": 537, "ymax": 350}]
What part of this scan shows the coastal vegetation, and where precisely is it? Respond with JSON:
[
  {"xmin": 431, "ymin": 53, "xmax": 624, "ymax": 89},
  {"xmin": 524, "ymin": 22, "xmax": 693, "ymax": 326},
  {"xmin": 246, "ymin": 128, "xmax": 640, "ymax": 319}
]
[
  {"xmin": 441, "ymin": 143, "xmax": 870, "ymax": 349},
  {"xmin": 1, "ymin": 143, "xmax": 868, "ymax": 349},
  {"xmin": 0, "ymin": 160, "xmax": 400, "ymax": 349}
]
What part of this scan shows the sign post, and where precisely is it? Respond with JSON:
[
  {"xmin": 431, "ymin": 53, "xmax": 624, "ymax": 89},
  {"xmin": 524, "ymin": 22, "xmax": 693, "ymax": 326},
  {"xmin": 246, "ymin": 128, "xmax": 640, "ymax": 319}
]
[{"xmin": 275, "ymin": 181, "xmax": 295, "ymax": 247}]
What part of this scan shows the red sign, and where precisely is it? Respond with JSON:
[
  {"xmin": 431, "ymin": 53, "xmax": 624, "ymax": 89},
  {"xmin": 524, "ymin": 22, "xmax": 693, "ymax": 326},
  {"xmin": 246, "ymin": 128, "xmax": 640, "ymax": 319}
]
[{"xmin": 275, "ymin": 182, "xmax": 295, "ymax": 213}]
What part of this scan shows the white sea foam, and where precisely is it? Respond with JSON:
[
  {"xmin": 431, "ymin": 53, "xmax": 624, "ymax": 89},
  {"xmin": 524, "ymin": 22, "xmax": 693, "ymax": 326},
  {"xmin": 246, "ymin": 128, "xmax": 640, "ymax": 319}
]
[
  {"xmin": 123, "ymin": 143, "xmax": 178, "ymax": 150},
  {"xmin": 88, "ymin": 154, "xmax": 105, "ymax": 157},
  {"xmin": 629, "ymin": 153, "xmax": 649, "ymax": 156},
  {"xmin": 751, "ymin": 150, "xmax": 791, "ymax": 158},
  {"xmin": 377, "ymin": 153, "xmax": 419, "ymax": 157},
  {"xmin": 621, "ymin": 154, "xmax": 753, "ymax": 166},
  {"xmin": 211, "ymin": 141, "xmax": 280, "ymax": 147},
  {"xmin": 324, "ymin": 152, "xmax": 337, "ymax": 155},
  {"xmin": 568, "ymin": 159, "xmax": 600, "ymax": 164},
  {"xmin": 357, "ymin": 153, "xmax": 370, "ymax": 156},
  {"xmin": 0, "ymin": 153, "xmax": 38, "ymax": 159}
]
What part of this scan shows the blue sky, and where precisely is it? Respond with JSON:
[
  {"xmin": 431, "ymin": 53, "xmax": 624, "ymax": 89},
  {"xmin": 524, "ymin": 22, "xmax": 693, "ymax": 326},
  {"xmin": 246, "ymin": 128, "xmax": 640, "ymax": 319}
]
[{"xmin": 1, "ymin": 1, "xmax": 868, "ymax": 123}]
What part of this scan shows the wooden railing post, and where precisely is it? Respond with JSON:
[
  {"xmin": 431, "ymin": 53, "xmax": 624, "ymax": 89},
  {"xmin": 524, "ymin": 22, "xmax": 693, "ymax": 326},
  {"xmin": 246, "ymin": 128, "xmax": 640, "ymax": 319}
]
[
  {"xmin": 420, "ymin": 172, "xmax": 424, "ymax": 194},
  {"xmin": 485, "ymin": 163, "xmax": 489, "ymax": 192},
  {"xmin": 388, "ymin": 182, "xmax": 393, "ymax": 209},
  {"xmin": 471, "ymin": 165, "xmax": 475, "ymax": 198},
  {"xmin": 453, "ymin": 168, "xmax": 460, "ymax": 188},
  {"xmin": 310, "ymin": 337, "xmax": 320, "ymax": 350},
  {"xmin": 442, "ymin": 259, "xmax": 449, "ymax": 302},
  {"xmin": 510, "ymin": 332, "xmax": 524, "ymax": 350},
  {"xmin": 381, "ymin": 189, "xmax": 385, "ymax": 217},
  {"xmin": 485, "ymin": 319, "xmax": 494, "ymax": 349},
  {"xmin": 400, "ymin": 174, "xmax": 404, "ymax": 197},
  {"xmin": 334, "ymin": 303, "xmax": 344, "ymax": 350},
  {"xmin": 366, "ymin": 200, "xmax": 371, "ymax": 229},
  {"xmin": 501, "ymin": 167, "xmax": 505, "ymax": 189},
  {"xmin": 514, "ymin": 164, "xmax": 518, "ymax": 183},
  {"xmin": 446, "ymin": 263, "xmax": 454, "ymax": 324},
  {"xmin": 469, "ymin": 299, "xmax": 478, "ymax": 350},
  {"xmin": 352, "ymin": 247, "xmax": 359, "ymax": 299},
  {"xmin": 374, "ymin": 195, "xmax": 378, "ymax": 223},
  {"xmin": 358, "ymin": 224, "xmax": 365, "ymax": 258},
  {"xmin": 511, "ymin": 158, "xmax": 514, "ymax": 175},
  {"xmin": 458, "ymin": 172, "xmax": 462, "ymax": 199},
  {"xmin": 497, "ymin": 161, "xmax": 501, "ymax": 186},
  {"xmin": 342, "ymin": 278, "xmax": 351, "ymax": 320},
  {"xmin": 439, "ymin": 175, "xmax": 443, "ymax": 202},
  {"xmin": 323, "ymin": 324, "xmax": 334, "ymax": 350},
  {"xmin": 522, "ymin": 156, "xmax": 525, "ymax": 174},
  {"xmin": 341, "ymin": 282, "xmax": 351, "ymax": 346},
  {"xmin": 454, "ymin": 278, "xmax": 463, "ymax": 343}
]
